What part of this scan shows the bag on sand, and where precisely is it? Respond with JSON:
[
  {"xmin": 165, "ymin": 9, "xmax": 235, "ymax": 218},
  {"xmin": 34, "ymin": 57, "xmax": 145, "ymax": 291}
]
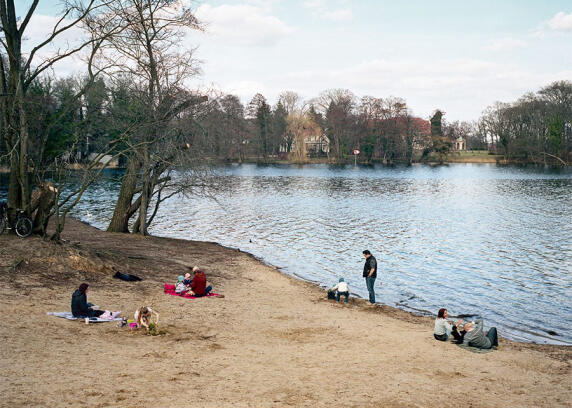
[
  {"xmin": 113, "ymin": 271, "xmax": 142, "ymax": 282},
  {"xmin": 327, "ymin": 290, "xmax": 336, "ymax": 300}
]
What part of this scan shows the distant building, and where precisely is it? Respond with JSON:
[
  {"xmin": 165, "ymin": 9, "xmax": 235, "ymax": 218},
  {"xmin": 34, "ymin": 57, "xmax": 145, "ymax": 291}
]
[
  {"xmin": 281, "ymin": 134, "xmax": 330, "ymax": 156},
  {"xmin": 452, "ymin": 137, "xmax": 466, "ymax": 151},
  {"xmin": 88, "ymin": 153, "xmax": 119, "ymax": 168},
  {"xmin": 303, "ymin": 134, "xmax": 330, "ymax": 155}
]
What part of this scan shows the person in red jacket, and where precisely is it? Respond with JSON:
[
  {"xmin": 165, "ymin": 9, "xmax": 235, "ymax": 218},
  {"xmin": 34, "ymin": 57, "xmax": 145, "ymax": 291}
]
[{"xmin": 189, "ymin": 266, "xmax": 212, "ymax": 297}]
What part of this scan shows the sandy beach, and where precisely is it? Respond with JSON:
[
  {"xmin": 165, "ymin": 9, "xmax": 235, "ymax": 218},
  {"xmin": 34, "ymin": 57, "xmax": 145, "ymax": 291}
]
[{"xmin": 0, "ymin": 218, "xmax": 570, "ymax": 408}]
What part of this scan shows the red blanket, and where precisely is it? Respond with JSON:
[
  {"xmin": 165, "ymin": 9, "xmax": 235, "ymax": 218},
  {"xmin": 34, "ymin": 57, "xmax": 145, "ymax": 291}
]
[{"xmin": 164, "ymin": 283, "xmax": 219, "ymax": 299}]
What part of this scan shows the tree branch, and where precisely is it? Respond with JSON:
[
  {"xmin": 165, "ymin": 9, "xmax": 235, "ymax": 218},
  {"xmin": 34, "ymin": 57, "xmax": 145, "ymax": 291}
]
[{"xmin": 17, "ymin": 0, "xmax": 39, "ymax": 36}]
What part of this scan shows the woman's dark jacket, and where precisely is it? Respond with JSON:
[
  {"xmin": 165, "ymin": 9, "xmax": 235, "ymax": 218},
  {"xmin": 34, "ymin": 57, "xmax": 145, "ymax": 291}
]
[{"xmin": 71, "ymin": 289, "xmax": 93, "ymax": 317}]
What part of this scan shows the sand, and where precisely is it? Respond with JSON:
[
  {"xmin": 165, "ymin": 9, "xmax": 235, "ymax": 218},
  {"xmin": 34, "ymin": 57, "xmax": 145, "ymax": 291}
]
[{"xmin": 0, "ymin": 218, "xmax": 570, "ymax": 408}]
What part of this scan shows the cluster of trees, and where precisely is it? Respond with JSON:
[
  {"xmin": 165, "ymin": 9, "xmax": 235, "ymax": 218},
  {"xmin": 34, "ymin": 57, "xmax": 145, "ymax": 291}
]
[
  {"xmin": 186, "ymin": 89, "xmax": 432, "ymax": 164},
  {"xmin": 477, "ymin": 81, "xmax": 572, "ymax": 164},
  {"xmin": 0, "ymin": 0, "xmax": 210, "ymax": 238}
]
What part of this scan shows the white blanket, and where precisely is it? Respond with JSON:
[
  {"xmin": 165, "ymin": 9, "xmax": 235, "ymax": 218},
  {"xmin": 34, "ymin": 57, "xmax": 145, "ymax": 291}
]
[{"xmin": 47, "ymin": 312, "xmax": 122, "ymax": 323}]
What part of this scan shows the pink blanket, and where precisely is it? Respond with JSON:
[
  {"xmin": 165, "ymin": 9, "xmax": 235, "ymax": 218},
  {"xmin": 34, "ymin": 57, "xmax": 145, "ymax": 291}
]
[{"xmin": 164, "ymin": 283, "xmax": 219, "ymax": 299}]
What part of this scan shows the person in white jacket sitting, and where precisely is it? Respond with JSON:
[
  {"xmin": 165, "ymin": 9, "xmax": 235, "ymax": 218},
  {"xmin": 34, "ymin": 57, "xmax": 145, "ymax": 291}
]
[
  {"xmin": 329, "ymin": 278, "xmax": 350, "ymax": 303},
  {"xmin": 433, "ymin": 308, "xmax": 464, "ymax": 342}
]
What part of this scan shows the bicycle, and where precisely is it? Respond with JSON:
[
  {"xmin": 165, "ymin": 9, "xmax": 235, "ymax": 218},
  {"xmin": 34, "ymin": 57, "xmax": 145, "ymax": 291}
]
[{"xmin": 0, "ymin": 202, "xmax": 34, "ymax": 238}]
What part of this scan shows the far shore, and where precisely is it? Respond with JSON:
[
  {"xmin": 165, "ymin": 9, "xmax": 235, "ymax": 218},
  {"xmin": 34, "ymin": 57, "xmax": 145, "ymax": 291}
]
[
  {"xmin": 2, "ymin": 152, "xmax": 568, "ymax": 174},
  {"xmin": 1, "ymin": 218, "xmax": 570, "ymax": 407}
]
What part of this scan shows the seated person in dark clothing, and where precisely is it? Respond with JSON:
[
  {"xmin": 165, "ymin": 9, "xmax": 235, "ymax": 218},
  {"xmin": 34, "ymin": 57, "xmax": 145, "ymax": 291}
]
[
  {"xmin": 462, "ymin": 318, "xmax": 499, "ymax": 349},
  {"xmin": 188, "ymin": 266, "xmax": 212, "ymax": 297},
  {"xmin": 71, "ymin": 283, "xmax": 105, "ymax": 318},
  {"xmin": 433, "ymin": 308, "xmax": 466, "ymax": 343}
]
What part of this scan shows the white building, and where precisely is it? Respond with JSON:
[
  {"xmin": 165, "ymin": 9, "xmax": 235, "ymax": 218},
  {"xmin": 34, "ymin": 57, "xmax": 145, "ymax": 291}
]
[{"xmin": 282, "ymin": 134, "xmax": 330, "ymax": 155}]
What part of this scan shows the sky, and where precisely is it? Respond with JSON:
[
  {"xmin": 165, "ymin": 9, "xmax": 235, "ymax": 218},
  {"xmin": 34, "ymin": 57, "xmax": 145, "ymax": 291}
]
[{"xmin": 18, "ymin": 0, "xmax": 572, "ymax": 122}]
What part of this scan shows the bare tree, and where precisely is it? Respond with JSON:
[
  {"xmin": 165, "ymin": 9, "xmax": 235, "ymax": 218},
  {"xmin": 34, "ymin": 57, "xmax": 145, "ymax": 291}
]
[
  {"xmin": 102, "ymin": 0, "xmax": 205, "ymax": 234},
  {"xmin": 0, "ymin": 0, "xmax": 125, "ymax": 227},
  {"xmin": 286, "ymin": 110, "xmax": 321, "ymax": 163},
  {"xmin": 311, "ymin": 89, "xmax": 356, "ymax": 160},
  {"xmin": 278, "ymin": 91, "xmax": 302, "ymax": 116}
]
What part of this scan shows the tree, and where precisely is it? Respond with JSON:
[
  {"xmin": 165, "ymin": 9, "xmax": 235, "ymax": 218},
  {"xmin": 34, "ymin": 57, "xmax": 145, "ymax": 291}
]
[
  {"xmin": 103, "ymin": 0, "xmax": 204, "ymax": 235},
  {"xmin": 1, "ymin": 0, "xmax": 125, "ymax": 233},
  {"xmin": 313, "ymin": 89, "xmax": 356, "ymax": 160},
  {"xmin": 429, "ymin": 110, "xmax": 451, "ymax": 163},
  {"xmin": 278, "ymin": 91, "xmax": 302, "ymax": 115},
  {"xmin": 247, "ymin": 93, "xmax": 271, "ymax": 161},
  {"xmin": 271, "ymin": 101, "xmax": 288, "ymax": 156},
  {"xmin": 477, "ymin": 81, "xmax": 571, "ymax": 165},
  {"xmin": 286, "ymin": 111, "xmax": 321, "ymax": 163},
  {"xmin": 220, "ymin": 94, "xmax": 247, "ymax": 161}
]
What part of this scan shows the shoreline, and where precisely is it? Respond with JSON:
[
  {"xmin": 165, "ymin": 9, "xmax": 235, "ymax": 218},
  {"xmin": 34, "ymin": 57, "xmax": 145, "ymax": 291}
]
[
  {"xmin": 1, "ymin": 218, "xmax": 570, "ymax": 407},
  {"xmin": 77, "ymin": 217, "xmax": 570, "ymax": 347},
  {"xmin": 2, "ymin": 156, "xmax": 568, "ymax": 174},
  {"xmin": 26, "ymin": 217, "xmax": 572, "ymax": 348},
  {"xmin": 143, "ymin": 230, "xmax": 571, "ymax": 347}
]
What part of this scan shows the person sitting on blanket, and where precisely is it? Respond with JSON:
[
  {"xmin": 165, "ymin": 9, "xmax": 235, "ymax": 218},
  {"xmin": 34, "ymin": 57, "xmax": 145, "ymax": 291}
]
[
  {"xmin": 183, "ymin": 273, "xmax": 193, "ymax": 288},
  {"xmin": 462, "ymin": 318, "xmax": 499, "ymax": 349},
  {"xmin": 328, "ymin": 278, "xmax": 350, "ymax": 303},
  {"xmin": 175, "ymin": 275, "xmax": 187, "ymax": 294},
  {"xmin": 188, "ymin": 266, "xmax": 213, "ymax": 297},
  {"xmin": 71, "ymin": 283, "xmax": 105, "ymax": 318},
  {"xmin": 433, "ymin": 308, "xmax": 465, "ymax": 343},
  {"xmin": 134, "ymin": 306, "xmax": 159, "ymax": 330}
]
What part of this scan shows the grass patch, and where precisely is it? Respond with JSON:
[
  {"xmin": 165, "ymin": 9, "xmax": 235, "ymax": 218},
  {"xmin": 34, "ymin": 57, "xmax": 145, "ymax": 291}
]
[{"xmin": 147, "ymin": 323, "xmax": 167, "ymax": 336}]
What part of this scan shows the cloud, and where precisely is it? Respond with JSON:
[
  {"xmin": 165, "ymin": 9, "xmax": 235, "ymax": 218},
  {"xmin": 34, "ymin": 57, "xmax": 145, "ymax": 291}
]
[
  {"xmin": 303, "ymin": 0, "xmax": 326, "ymax": 10},
  {"xmin": 482, "ymin": 37, "xmax": 527, "ymax": 51},
  {"xmin": 19, "ymin": 14, "xmax": 90, "ymax": 76},
  {"xmin": 547, "ymin": 11, "xmax": 572, "ymax": 32},
  {"xmin": 323, "ymin": 9, "xmax": 352, "ymax": 22},
  {"xmin": 219, "ymin": 58, "xmax": 572, "ymax": 121},
  {"xmin": 223, "ymin": 80, "xmax": 267, "ymax": 98},
  {"xmin": 243, "ymin": 0, "xmax": 280, "ymax": 12},
  {"xmin": 303, "ymin": 0, "xmax": 352, "ymax": 22},
  {"xmin": 195, "ymin": 4, "xmax": 296, "ymax": 46},
  {"xmin": 21, "ymin": 14, "xmax": 86, "ymax": 51},
  {"xmin": 532, "ymin": 11, "xmax": 572, "ymax": 37}
]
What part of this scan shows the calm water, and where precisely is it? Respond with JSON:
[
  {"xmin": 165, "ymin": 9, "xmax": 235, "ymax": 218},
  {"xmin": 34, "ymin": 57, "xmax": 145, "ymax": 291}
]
[{"xmin": 12, "ymin": 163, "xmax": 572, "ymax": 344}]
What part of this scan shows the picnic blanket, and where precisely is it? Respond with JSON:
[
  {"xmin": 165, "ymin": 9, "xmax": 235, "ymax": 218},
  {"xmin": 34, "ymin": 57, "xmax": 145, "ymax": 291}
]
[
  {"xmin": 456, "ymin": 343, "xmax": 495, "ymax": 354},
  {"xmin": 164, "ymin": 283, "xmax": 219, "ymax": 299},
  {"xmin": 47, "ymin": 312, "xmax": 122, "ymax": 323}
]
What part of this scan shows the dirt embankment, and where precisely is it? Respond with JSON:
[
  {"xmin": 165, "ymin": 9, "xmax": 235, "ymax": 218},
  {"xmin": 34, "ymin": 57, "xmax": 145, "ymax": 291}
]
[{"xmin": 0, "ymin": 218, "xmax": 570, "ymax": 408}]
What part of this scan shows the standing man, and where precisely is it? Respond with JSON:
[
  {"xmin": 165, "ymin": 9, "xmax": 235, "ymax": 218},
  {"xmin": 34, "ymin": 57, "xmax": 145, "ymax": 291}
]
[{"xmin": 362, "ymin": 250, "xmax": 377, "ymax": 304}]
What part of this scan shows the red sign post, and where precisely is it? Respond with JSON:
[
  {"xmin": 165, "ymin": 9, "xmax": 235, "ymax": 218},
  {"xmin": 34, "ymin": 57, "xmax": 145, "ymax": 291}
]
[{"xmin": 353, "ymin": 149, "xmax": 359, "ymax": 166}]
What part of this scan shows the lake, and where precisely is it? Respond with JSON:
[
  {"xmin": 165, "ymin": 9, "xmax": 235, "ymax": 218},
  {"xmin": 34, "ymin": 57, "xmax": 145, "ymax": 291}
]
[{"xmin": 15, "ymin": 163, "xmax": 572, "ymax": 345}]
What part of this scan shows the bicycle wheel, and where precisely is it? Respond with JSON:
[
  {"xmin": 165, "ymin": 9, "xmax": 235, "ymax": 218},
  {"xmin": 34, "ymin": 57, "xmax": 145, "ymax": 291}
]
[
  {"xmin": 0, "ymin": 217, "xmax": 5, "ymax": 235},
  {"xmin": 15, "ymin": 217, "xmax": 33, "ymax": 238}
]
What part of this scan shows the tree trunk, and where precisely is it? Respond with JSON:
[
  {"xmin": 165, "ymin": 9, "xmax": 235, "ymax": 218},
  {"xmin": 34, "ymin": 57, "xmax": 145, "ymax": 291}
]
[
  {"xmin": 17, "ymin": 84, "xmax": 30, "ymax": 212},
  {"xmin": 31, "ymin": 182, "xmax": 57, "ymax": 235},
  {"xmin": 6, "ymin": 154, "xmax": 20, "ymax": 222},
  {"xmin": 107, "ymin": 155, "xmax": 141, "ymax": 232},
  {"xmin": 135, "ymin": 169, "xmax": 151, "ymax": 235}
]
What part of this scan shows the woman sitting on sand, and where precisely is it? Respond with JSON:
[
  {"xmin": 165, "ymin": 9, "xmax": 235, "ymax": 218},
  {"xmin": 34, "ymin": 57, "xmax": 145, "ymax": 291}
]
[
  {"xmin": 434, "ymin": 308, "xmax": 465, "ymax": 342},
  {"xmin": 71, "ymin": 283, "xmax": 105, "ymax": 318},
  {"xmin": 188, "ymin": 266, "xmax": 213, "ymax": 297},
  {"xmin": 134, "ymin": 306, "xmax": 159, "ymax": 330}
]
